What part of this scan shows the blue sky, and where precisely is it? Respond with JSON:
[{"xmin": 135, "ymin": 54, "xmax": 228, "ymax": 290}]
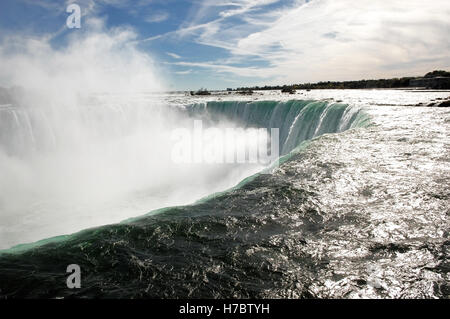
[{"xmin": 0, "ymin": 0, "xmax": 449, "ymax": 90}]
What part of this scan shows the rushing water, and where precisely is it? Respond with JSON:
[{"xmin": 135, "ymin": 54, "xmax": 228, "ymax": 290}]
[
  {"xmin": 0, "ymin": 92, "xmax": 367, "ymax": 250},
  {"xmin": 0, "ymin": 89, "xmax": 449, "ymax": 299}
]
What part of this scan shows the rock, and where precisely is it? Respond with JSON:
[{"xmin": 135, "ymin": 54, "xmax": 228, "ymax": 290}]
[
  {"xmin": 437, "ymin": 100, "xmax": 450, "ymax": 107},
  {"xmin": 281, "ymin": 87, "xmax": 296, "ymax": 94},
  {"xmin": 237, "ymin": 90, "xmax": 253, "ymax": 95},
  {"xmin": 191, "ymin": 89, "xmax": 211, "ymax": 96}
]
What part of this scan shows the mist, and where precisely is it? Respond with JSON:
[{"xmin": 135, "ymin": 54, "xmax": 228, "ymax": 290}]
[{"xmin": 0, "ymin": 22, "xmax": 267, "ymax": 249}]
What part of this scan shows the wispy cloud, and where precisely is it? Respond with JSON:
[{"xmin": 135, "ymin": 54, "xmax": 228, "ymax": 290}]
[
  {"xmin": 21, "ymin": 0, "xmax": 65, "ymax": 11},
  {"xmin": 8, "ymin": 0, "xmax": 450, "ymax": 89},
  {"xmin": 171, "ymin": 61, "xmax": 275, "ymax": 78},
  {"xmin": 174, "ymin": 69, "xmax": 193, "ymax": 75},
  {"xmin": 167, "ymin": 52, "xmax": 182, "ymax": 59},
  {"xmin": 145, "ymin": 11, "xmax": 170, "ymax": 23},
  {"xmin": 163, "ymin": 0, "xmax": 450, "ymax": 85}
]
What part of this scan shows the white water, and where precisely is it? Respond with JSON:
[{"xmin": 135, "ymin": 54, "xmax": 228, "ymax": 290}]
[
  {"xmin": 1, "ymin": 24, "xmax": 449, "ymax": 250},
  {"xmin": 0, "ymin": 27, "xmax": 267, "ymax": 249}
]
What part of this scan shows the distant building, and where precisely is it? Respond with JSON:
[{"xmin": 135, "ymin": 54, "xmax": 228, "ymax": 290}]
[{"xmin": 409, "ymin": 77, "xmax": 450, "ymax": 89}]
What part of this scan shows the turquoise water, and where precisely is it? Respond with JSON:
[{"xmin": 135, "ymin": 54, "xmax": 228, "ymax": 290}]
[{"xmin": 0, "ymin": 100, "xmax": 372, "ymax": 298}]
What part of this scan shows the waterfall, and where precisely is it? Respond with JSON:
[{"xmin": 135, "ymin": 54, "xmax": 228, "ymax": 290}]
[{"xmin": 186, "ymin": 100, "xmax": 369, "ymax": 155}]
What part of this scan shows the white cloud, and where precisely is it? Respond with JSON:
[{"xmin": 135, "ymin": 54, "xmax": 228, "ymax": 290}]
[
  {"xmin": 167, "ymin": 52, "xmax": 182, "ymax": 59},
  {"xmin": 171, "ymin": 61, "xmax": 275, "ymax": 78},
  {"xmin": 166, "ymin": 0, "xmax": 450, "ymax": 84}
]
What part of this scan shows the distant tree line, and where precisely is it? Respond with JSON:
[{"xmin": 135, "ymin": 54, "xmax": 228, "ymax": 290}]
[
  {"xmin": 423, "ymin": 70, "xmax": 450, "ymax": 78},
  {"xmin": 234, "ymin": 70, "xmax": 450, "ymax": 91}
]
